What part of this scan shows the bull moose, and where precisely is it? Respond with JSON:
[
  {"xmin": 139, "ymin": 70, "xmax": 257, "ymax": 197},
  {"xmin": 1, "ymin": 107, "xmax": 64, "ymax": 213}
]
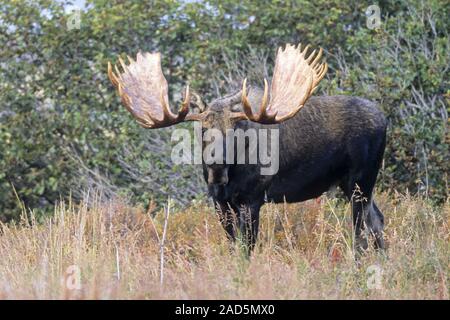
[{"xmin": 108, "ymin": 43, "xmax": 387, "ymax": 253}]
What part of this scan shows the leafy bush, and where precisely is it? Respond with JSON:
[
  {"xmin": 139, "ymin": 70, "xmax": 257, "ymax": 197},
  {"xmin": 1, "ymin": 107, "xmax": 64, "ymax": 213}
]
[{"xmin": 0, "ymin": 0, "xmax": 448, "ymax": 221}]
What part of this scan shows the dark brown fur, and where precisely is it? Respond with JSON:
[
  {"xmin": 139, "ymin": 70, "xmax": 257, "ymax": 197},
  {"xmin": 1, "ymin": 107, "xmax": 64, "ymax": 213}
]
[{"xmin": 202, "ymin": 88, "xmax": 387, "ymax": 253}]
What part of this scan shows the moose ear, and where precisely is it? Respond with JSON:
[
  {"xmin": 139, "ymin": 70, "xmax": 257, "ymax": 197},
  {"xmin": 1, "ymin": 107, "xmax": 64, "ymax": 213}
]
[{"xmin": 188, "ymin": 90, "xmax": 207, "ymax": 113}]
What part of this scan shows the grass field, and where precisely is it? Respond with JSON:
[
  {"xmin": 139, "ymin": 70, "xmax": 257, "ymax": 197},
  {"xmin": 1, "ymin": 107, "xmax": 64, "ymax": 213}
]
[{"xmin": 0, "ymin": 192, "xmax": 448, "ymax": 299}]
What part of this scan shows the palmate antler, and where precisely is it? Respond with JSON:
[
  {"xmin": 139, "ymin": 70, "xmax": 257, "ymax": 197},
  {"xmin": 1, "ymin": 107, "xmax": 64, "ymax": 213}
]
[
  {"xmin": 234, "ymin": 43, "xmax": 328, "ymax": 124},
  {"xmin": 108, "ymin": 43, "xmax": 327, "ymax": 127},
  {"xmin": 108, "ymin": 52, "xmax": 204, "ymax": 128}
]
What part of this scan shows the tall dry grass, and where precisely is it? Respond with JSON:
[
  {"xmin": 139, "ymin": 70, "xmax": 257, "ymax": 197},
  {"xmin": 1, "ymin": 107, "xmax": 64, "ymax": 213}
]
[{"xmin": 0, "ymin": 192, "xmax": 448, "ymax": 299}]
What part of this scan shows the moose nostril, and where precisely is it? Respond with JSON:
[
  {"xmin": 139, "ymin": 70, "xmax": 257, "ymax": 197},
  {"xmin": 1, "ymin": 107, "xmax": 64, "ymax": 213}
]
[
  {"xmin": 208, "ymin": 178, "xmax": 228, "ymax": 186},
  {"xmin": 207, "ymin": 165, "xmax": 229, "ymax": 186},
  {"xmin": 207, "ymin": 170, "xmax": 229, "ymax": 186}
]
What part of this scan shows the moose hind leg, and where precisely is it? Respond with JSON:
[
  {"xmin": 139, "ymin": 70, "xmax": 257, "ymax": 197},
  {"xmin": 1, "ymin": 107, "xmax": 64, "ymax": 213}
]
[
  {"xmin": 342, "ymin": 182, "xmax": 385, "ymax": 252},
  {"xmin": 356, "ymin": 198, "xmax": 385, "ymax": 251},
  {"xmin": 350, "ymin": 194, "xmax": 369, "ymax": 252},
  {"xmin": 367, "ymin": 201, "xmax": 385, "ymax": 250}
]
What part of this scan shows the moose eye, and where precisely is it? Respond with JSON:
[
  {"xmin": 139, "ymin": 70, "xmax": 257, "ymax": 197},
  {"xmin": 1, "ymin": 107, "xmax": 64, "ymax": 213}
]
[{"xmin": 230, "ymin": 103, "xmax": 242, "ymax": 112}]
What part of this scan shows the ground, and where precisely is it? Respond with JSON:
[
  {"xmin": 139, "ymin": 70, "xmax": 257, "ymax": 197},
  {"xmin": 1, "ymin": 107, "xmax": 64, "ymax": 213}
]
[{"xmin": 0, "ymin": 192, "xmax": 448, "ymax": 299}]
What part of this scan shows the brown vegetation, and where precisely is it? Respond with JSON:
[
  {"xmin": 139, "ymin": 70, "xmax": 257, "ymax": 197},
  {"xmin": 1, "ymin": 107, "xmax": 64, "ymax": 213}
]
[{"xmin": 0, "ymin": 192, "xmax": 447, "ymax": 299}]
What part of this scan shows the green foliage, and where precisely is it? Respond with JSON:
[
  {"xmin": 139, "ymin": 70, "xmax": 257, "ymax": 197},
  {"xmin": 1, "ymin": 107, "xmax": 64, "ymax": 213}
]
[{"xmin": 0, "ymin": 0, "xmax": 448, "ymax": 221}]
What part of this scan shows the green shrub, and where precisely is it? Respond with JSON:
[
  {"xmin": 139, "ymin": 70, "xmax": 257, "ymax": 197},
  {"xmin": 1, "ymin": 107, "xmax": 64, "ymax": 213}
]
[{"xmin": 0, "ymin": 0, "xmax": 448, "ymax": 221}]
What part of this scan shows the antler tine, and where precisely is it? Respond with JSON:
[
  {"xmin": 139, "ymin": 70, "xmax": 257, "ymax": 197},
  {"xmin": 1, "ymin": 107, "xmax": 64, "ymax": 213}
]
[
  {"xmin": 301, "ymin": 44, "xmax": 311, "ymax": 56},
  {"xmin": 177, "ymin": 85, "xmax": 191, "ymax": 118},
  {"xmin": 260, "ymin": 78, "xmax": 270, "ymax": 115},
  {"xmin": 319, "ymin": 63, "xmax": 328, "ymax": 79},
  {"xmin": 107, "ymin": 61, "xmax": 119, "ymax": 87},
  {"xmin": 314, "ymin": 62, "xmax": 328, "ymax": 81},
  {"xmin": 259, "ymin": 78, "xmax": 278, "ymax": 123},
  {"xmin": 160, "ymin": 90, "xmax": 176, "ymax": 120},
  {"xmin": 306, "ymin": 49, "xmax": 317, "ymax": 63},
  {"xmin": 114, "ymin": 64, "xmax": 122, "ymax": 80},
  {"xmin": 310, "ymin": 47, "xmax": 323, "ymax": 68},
  {"xmin": 241, "ymin": 78, "xmax": 256, "ymax": 121},
  {"xmin": 118, "ymin": 57, "xmax": 128, "ymax": 73}
]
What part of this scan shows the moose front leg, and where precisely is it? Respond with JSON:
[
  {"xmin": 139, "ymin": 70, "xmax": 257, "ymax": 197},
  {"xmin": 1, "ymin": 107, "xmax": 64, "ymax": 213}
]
[
  {"xmin": 214, "ymin": 199, "xmax": 262, "ymax": 254},
  {"xmin": 214, "ymin": 201, "xmax": 238, "ymax": 242},
  {"xmin": 236, "ymin": 202, "xmax": 262, "ymax": 254}
]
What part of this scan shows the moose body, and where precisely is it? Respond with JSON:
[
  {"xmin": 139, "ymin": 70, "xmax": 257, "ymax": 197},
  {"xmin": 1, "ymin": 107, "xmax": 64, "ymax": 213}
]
[
  {"xmin": 108, "ymin": 43, "xmax": 387, "ymax": 254},
  {"xmin": 205, "ymin": 93, "xmax": 386, "ymax": 251}
]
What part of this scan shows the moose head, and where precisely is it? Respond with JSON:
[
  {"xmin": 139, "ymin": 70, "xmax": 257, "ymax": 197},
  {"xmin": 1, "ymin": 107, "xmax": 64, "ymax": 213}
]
[{"xmin": 108, "ymin": 43, "xmax": 327, "ymax": 185}]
